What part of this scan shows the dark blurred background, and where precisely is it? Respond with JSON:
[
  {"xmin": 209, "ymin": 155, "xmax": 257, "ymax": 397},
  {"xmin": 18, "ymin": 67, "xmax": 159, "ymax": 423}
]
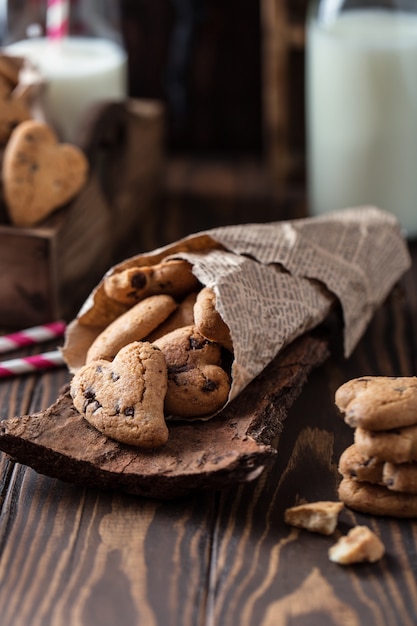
[
  {"xmin": 120, "ymin": 0, "xmax": 308, "ymax": 182},
  {"xmin": 121, "ymin": 0, "xmax": 263, "ymax": 157},
  {"xmin": 114, "ymin": 0, "xmax": 310, "ymax": 250}
]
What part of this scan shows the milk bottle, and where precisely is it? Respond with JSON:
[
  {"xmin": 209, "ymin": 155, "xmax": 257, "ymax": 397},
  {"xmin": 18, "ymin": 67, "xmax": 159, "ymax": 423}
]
[
  {"xmin": 306, "ymin": 1, "xmax": 417, "ymax": 238},
  {"xmin": 2, "ymin": 0, "xmax": 127, "ymax": 143}
]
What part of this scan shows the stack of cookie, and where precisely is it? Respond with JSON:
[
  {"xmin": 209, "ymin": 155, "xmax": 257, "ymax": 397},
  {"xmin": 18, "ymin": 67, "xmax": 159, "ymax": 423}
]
[{"xmin": 336, "ymin": 376, "xmax": 417, "ymax": 518}]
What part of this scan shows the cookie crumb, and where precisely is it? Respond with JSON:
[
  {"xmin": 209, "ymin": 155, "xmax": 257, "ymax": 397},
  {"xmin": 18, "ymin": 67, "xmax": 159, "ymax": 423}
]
[
  {"xmin": 329, "ymin": 525, "xmax": 385, "ymax": 564},
  {"xmin": 284, "ymin": 501, "xmax": 344, "ymax": 535}
]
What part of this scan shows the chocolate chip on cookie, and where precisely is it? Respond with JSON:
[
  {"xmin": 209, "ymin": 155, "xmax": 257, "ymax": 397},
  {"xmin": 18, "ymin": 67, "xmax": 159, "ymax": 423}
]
[{"xmin": 70, "ymin": 341, "xmax": 169, "ymax": 448}]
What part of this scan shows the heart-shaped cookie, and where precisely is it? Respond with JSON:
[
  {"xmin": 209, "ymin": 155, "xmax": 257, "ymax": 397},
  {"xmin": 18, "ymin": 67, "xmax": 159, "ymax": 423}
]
[
  {"xmin": 70, "ymin": 341, "xmax": 169, "ymax": 449},
  {"xmin": 3, "ymin": 119, "xmax": 89, "ymax": 227}
]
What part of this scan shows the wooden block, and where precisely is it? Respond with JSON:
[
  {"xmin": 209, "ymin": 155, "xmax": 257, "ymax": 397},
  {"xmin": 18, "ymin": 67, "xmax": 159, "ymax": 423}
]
[
  {"xmin": 0, "ymin": 98, "xmax": 165, "ymax": 329},
  {"xmin": 0, "ymin": 224, "xmax": 56, "ymax": 328}
]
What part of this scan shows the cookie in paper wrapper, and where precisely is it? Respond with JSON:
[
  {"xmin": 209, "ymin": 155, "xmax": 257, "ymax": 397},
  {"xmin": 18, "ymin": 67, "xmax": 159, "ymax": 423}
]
[
  {"xmin": 0, "ymin": 207, "xmax": 410, "ymax": 494},
  {"xmin": 63, "ymin": 206, "xmax": 411, "ymax": 414}
]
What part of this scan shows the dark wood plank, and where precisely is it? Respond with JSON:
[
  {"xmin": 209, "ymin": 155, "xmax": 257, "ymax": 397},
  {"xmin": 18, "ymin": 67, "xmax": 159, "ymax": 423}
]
[
  {"xmin": 0, "ymin": 227, "xmax": 55, "ymax": 328},
  {"xmin": 0, "ymin": 468, "xmax": 217, "ymax": 626}
]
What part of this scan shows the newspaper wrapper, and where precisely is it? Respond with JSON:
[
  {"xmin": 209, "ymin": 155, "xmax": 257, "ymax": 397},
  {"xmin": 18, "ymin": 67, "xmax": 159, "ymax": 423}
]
[{"xmin": 62, "ymin": 206, "xmax": 411, "ymax": 410}]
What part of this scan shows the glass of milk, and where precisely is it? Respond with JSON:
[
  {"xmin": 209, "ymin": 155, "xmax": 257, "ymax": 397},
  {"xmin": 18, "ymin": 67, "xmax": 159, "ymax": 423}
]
[
  {"xmin": 1, "ymin": 0, "xmax": 128, "ymax": 143},
  {"xmin": 306, "ymin": 0, "xmax": 417, "ymax": 238}
]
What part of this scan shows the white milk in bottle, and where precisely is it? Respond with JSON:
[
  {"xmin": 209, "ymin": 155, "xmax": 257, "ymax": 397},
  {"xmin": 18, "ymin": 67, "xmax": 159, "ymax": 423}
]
[
  {"xmin": 5, "ymin": 37, "xmax": 127, "ymax": 143},
  {"xmin": 307, "ymin": 7, "xmax": 417, "ymax": 238},
  {"xmin": 2, "ymin": 0, "xmax": 127, "ymax": 143}
]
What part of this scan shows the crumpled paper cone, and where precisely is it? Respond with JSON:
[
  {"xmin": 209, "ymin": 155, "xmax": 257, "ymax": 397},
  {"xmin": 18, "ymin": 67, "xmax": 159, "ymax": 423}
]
[{"xmin": 62, "ymin": 206, "xmax": 411, "ymax": 405}]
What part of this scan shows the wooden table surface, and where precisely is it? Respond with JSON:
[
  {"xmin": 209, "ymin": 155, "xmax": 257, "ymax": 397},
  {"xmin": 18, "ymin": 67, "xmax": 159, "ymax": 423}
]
[{"xmin": 1, "ymin": 171, "xmax": 417, "ymax": 626}]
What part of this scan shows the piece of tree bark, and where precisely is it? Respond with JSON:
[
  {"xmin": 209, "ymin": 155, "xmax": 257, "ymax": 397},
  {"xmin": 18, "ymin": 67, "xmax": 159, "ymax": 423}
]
[{"xmin": 0, "ymin": 333, "xmax": 329, "ymax": 499}]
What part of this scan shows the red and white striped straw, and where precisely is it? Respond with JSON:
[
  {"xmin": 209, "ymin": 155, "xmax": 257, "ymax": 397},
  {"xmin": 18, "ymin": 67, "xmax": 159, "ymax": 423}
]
[
  {"xmin": 0, "ymin": 350, "xmax": 65, "ymax": 378},
  {"xmin": 0, "ymin": 321, "xmax": 66, "ymax": 354},
  {"xmin": 46, "ymin": 0, "xmax": 70, "ymax": 41}
]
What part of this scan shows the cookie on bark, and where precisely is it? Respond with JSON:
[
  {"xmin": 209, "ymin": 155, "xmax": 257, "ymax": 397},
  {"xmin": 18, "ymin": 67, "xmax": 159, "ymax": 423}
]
[
  {"xmin": 335, "ymin": 376, "xmax": 417, "ymax": 431},
  {"xmin": 70, "ymin": 341, "xmax": 169, "ymax": 448},
  {"xmin": 154, "ymin": 325, "xmax": 230, "ymax": 417}
]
